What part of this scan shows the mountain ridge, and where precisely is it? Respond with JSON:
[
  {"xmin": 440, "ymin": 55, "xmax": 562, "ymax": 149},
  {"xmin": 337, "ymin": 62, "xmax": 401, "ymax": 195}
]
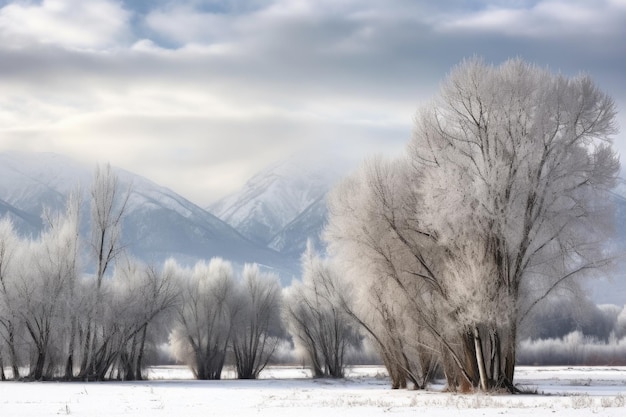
[
  {"xmin": 208, "ymin": 154, "xmax": 348, "ymax": 249},
  {"xmin": 0, "ymin": 151, "xmax": 298, "ymax": 281}
]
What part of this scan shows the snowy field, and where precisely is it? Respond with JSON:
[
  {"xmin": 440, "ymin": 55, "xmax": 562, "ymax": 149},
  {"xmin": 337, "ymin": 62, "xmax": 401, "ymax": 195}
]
[{"xmin": 0, "ymin": 366, "xmax": 625, "ymax": 416}]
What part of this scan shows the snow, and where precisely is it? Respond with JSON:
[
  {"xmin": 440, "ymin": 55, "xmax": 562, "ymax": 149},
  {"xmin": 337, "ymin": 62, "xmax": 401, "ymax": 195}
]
[{"xmin": 1, "ymin": 366, "xmax": 625, "ymax": 416}]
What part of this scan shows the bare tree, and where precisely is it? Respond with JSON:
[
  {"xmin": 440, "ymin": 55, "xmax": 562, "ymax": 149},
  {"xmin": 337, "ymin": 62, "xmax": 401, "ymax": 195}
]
[
  {"xmin": 232, "ymin": 264, "xmax": 283, "ymax": 379},
  {"xmin": 326, "ymin": 156, "xmax": 450, "ymax": 388},
  {"xmin": 79, "ymin": 163, "xmax": 130, "ymax": 379},
  {"xmin": 90, "ymin": 163, "xmax": 130, "ymax": 290},
  {"xmin": 284, "ymin": 241, "xmax": 360, "ymax": 378},
  {"xmin": 0, "ymin": 164, "xmax": 182, "ymax": 382},
  {"xmin": 326, "ymin": 58, "xmax": 619, "ymax": 391},
  {"xmin": 18, "ymin": 195, "xmax": 81, "ymax": 380},
  {"xmin": 108, "ymin": 258, "xmax": 179, "ymax": 380},
  {"xmin": 0, "ymin": 218, "xmax": 23, "ymax": 379},
  {"xmin": 170, "ymin": 258, "xmax": 239, "ymax": 380}
]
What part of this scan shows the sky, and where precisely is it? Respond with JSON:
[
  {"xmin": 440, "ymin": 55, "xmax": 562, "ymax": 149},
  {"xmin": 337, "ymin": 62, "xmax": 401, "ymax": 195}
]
[{"xmin": 0, "ymin": 0, "xmax": 624, "ymax": 206}]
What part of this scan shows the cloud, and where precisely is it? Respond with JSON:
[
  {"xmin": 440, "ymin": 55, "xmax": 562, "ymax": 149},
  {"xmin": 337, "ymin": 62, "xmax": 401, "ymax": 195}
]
[
  {"xmin": 0, "ymin": 0, "xmax": 623, "ymax": 205},
  {"xmin": 438, "ymin": 0, "xmax": 626, "ymax": 39},
  {"xmin": 0, "ymin": 0, "xmax": 131, "ymax": 49}
]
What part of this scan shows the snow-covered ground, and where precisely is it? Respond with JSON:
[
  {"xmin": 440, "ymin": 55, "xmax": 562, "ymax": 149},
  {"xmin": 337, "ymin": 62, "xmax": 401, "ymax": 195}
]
[{"xmin": 1, "ymin": 366, "xmax": 625, "ymax": 416}]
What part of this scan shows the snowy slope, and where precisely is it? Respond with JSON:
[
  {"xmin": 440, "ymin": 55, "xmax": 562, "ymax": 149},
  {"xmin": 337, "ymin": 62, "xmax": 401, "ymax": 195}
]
[
  {"xmin": 209, "ymin": 155, "xmax": 347, "ymax": 246},
  {"xmin": 0, "ymin": 152, "xmax": 90, "ymax": 236},
  {"xmin": 268, "ymin": 195, "xmax": 328, "ymax": 258},
  {"xmin": 0, "ymin": 151, "xmax": 297, "ymax": 279}
]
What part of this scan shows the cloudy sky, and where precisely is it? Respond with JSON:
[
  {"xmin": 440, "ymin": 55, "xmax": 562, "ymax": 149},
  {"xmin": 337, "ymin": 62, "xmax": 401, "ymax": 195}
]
[{"xmin": 0, "ymin": 0, "xmax": 624, "ymax": 206}]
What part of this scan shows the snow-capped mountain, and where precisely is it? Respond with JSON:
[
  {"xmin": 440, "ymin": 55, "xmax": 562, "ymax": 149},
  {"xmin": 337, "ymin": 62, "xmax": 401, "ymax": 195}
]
[
  {"xmin": 209, "ymin": 154, "xmax": 348, "ymax": 248},
  {"xmin": 0, "ymin": 151, "xmax": 297, "ymax": 280},
  {"xmin": 268, "ymin": 195, "xmax": 328, "ymax": 258}
]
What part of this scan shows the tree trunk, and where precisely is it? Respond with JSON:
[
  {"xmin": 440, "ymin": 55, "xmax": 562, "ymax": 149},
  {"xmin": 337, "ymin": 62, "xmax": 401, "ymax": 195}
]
[
  {"xmin": 78, "ymin": 322, "xmax": 93, "ymax": 379},
  {"xmin": 0, "ymin": 353, "xmax": 5, "ymax": 381},
  {"xmin": 490, "ymin": 329, "xmax": 501, "ymax": 387},
  {"xmin": 8, "ymin": 334, "xmax": 20, "ymax": 380},
  {"xmin": 3, "ymin": 322, "xmax": 21, "ymax": 379},
  {"xmin": 65, "ymin": 320, "xmax": 77, "ymax": 380},
  {"xmin": 473, "ymin": 326, "xmax": 488, "ymax": 391},
  {"xmin": 31, "ymin": 350, "xmax": 46, "ymax": 381},
  {"xmin": 462, "ymin": 331, "xmax": 480, "ymax": 389},
  {"xmin": 135, "ymin": 325, "xmax": 148, "ymax": 381},
  {"xmin": 504, "ymin": 339, "xmax": 516, "ymax": 384}
]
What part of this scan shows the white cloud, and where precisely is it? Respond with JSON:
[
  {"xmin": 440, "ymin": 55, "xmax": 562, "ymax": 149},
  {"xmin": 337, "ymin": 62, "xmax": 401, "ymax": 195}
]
[
  {"xmin": 0, "ymin": 0, "xmax": 131, "ymax": 49},
  {"xmin": 438, "ymin": 0, "xmax": 626, "ymax": 38}
]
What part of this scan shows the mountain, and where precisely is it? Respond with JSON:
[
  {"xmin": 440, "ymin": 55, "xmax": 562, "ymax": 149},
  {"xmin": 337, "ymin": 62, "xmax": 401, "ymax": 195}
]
[
  {"xmin": 0, "ymin": 151, "xmax": 297, "ymax": 280},
  {"xmin": 268, "ymin": 195, "xmax": 328, "ymax": 258},
  {"xmin": 209, "ymin": 154, "xmax": 347, "ymax": 248}
]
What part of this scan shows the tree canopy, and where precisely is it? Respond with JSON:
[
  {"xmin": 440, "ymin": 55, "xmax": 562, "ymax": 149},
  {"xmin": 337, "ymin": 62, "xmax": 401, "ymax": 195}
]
[{"xmin": 326, "ymin": 58, "xmax": 619, "ymax": 391}]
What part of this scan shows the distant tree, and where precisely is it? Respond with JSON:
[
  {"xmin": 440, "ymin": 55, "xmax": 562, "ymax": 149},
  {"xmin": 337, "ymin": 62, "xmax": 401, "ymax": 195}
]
[
  {"xmin": 0, "ymin": 164, "xmax": 183, "ymax": 382},
  {"xmin": 170, "ymin": 258, "xmax": 239, "ymax": 380},
  {"xmin": 109, "ymin": 258, "xmax": 179, "ymax": 380},
  {"xmin": 79, "ymin": 163, "xmax": 130, "ymax": 379},
  {"xmin": 326, "ymin": 58, "xmax": 619, "ymax": 391},
  {"xmin": 284, "ymin": 241, "xmax": 360, "ymax": 378},
  {"xmin": 0, "ymin": 218, "xmax": 23, "ymax": 379},
  {"xmin": 90, "ymin": 163, "xmax": 130, "ymax": 290},
  {"xmin": 231, "ymin": 264, "xmax": 283, "ymax": 379},
  {"xmin": 19, "ymin": 195, "xmax": 81, "ymax": 380}
]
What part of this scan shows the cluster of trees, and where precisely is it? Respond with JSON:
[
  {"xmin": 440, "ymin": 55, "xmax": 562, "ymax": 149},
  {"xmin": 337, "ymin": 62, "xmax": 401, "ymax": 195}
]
[
  {"xmin": 283, "ymin": 242, "xmax": 361, "ymax": 378},
  {"xmin": 168, "ymin": 245, "xmax": 362, "ymax": 380},
  {"xmin": 168, "ymin": 259, "xmax": 284, "ymax": 380},
  {"xmin": 324, "ymin": 58, "xmax": 619, "ymax": 392},
  {"xmin": 517, "ymin": 295, "xmax": 626, "ymax": 365},
  {"xmin": 0, "ymin": 165, "xmax": 177, "ymax": 381},
  {"xmin": 522, "ymin": 294, "xmax": 626, "ymax": 342},
  {"xmin": 518, "ymin": 328, "xmax": 626, "ymax": 366},
  {"xmin": 0, "ymin": 164, "xmax": 361, "ymax": 380}
]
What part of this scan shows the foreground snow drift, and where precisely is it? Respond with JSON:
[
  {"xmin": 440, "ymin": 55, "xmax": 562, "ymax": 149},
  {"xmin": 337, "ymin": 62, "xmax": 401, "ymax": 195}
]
[{"xmin": 0, "ymin": 366, "xmax": 624, "ymax": 416}]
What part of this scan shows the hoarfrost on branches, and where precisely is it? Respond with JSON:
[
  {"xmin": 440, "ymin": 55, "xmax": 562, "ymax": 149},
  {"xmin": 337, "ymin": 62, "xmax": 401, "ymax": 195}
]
[{"xmin": 326, "ymin": 57, "xmax": 619, "ymax": 392}]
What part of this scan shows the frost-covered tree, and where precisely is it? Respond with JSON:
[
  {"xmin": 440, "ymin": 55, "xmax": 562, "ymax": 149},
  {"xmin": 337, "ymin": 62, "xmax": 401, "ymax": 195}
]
[
  {"xmin": 18, "ymin": 195, "xmax": 81, "ymax": 380},
  {"xmin": 284, "ymin": 242, "xmax": 360, "ymax": 378},
  {"xmin": 0, "ymin": 163, "xmax": 181, "ymax": 381},
  {"xmin": 326, "ymin": 58, "xmax": 619, "ymax": 391},
  {"xmin": 107, "ymin": 259, "xmax": 179, "ymax": 380},
  {"xmin": 79, "ymin": 163, "xmax": 130, "ymax": 379},
  {"xmin": 0, "ymin": 218, "xmax": 23, "ymax": 379},
  {"xmin": 170, "ymin": 258, "xmax": 239, "ymax": 380},
  {"xmin": 90, "ymin": 163, "xmax": 129, "ymax": 290},
  {"xmin": 232, "ymin": 264, "xmax": 283, "ymax": 379},
  {"xmin": 326, "ymin": 157, "xmax": 446, "ymax": 388}
]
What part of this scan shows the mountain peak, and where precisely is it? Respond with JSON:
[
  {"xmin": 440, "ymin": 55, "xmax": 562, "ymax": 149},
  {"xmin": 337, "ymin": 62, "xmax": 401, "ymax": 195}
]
[{"xmin": 208, "ymin": 154, "xmax": 350, "ymax": 246}]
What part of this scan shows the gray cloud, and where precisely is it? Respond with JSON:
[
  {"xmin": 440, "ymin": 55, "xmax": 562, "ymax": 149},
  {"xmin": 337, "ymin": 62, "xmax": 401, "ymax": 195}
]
[{"xmin": 0, "ymin": 0, "xmax": 623, "ymax": 205}]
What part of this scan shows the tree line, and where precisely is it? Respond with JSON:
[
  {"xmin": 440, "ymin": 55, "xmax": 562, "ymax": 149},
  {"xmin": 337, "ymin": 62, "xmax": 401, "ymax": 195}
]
[
  {"xmin": 0, "ymin": 58, "xmax": 619, "ymax": 392},
  {"xmin": 0, "ymin": 164, "xmax": 360, "ymax": 380}
]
